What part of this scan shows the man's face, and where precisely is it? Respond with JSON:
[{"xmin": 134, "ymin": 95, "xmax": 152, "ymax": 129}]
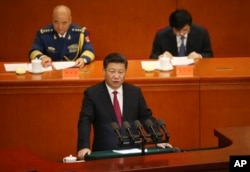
[
  {"xmin": 173, "ymin": 24, "xmax": 190, "ymax": 36},
  {"xmin": 52, "ymin": 13, "xmax": 71, "ymax": 35},
  {"xmin": 104, "ymin": 63, "xmax": 126, "ymax": 90}
]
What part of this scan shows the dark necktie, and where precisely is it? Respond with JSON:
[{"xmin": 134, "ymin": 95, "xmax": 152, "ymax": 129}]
[
  {"xmin": 113, "ymin": 91, "xmax": 122, "ymax": 127},
  {"xmin": 179, "ymin": 36, "xmax": 186, "ymax": 56}
]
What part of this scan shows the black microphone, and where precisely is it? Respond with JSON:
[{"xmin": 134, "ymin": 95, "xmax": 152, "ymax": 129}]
[
  {"xmin": 157, "ymin": 119, "xmax": 170, "ymax": 142},
  {"xmin": 111, "ymin": 122, "xmax": 123, "ymax": 143},
  {"xmin": 123, "ymin": 121, "xmax": 135, "ymax": 143},
  {"xmin": 145, "ymin": 119, "xmax": 159, "ymax": 142},
  {"xmin": 134, "ymin": 120, "xmax": 147, "ymax": 142}
]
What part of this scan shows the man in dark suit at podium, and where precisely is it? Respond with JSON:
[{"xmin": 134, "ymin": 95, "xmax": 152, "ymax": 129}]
[
  {"xmin": 150, "ymin": 9, "xmax": 213, "ymax": 59},
  {"xmin": 77, "ymin": 53, "xmax": 172, "ymax": 159}
]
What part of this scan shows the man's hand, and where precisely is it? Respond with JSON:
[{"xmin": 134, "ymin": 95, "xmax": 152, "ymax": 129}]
[
  {"xmin": 77, "ymin": 148, "xmax": 91, "ymax": 160},
  {"xmin": 40, "ymin": 56, "xmax": 52, "ymax": 67},
  {"xmin": 188, "ymin": 52, "xmax": 202, "ymax": 59},
  {"xmin": 156, "ymin": 142, "xmax": 173, "ymax": 149},
  {"xmin": 75, "ymin": 58, "xmax": 86, "ymax": 68}
]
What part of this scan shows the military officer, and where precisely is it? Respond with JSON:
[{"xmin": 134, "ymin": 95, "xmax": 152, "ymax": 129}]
[{"xmin": 29, "ymin": 5, "xmax": 95, "ymax": 68}]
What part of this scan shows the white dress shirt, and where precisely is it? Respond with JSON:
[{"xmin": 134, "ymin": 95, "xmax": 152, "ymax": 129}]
[{"xmin": 106, "ymin": 83, "xmax": 123, "ymax": 115}]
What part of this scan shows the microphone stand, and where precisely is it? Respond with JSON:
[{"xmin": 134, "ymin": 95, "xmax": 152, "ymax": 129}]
[{"xmin": 140, "ymin": 135, "xmax": 147, "ymax": 155}]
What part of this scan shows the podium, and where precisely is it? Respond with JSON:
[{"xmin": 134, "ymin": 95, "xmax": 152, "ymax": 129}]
[{"xmin": 85, "ymin": 147, "xmax": 179, "ymax": 160}]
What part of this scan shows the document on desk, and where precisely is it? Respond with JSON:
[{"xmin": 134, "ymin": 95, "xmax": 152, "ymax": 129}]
[
  {"xmin": 52, "ymin": 61, "xmax": 77, "ymax": 70},
  {"xmin": 4, "ymin": 63, "xmax": 28, "ymax": 72},
  {"xmin": 141, "ymin": 61, "xmax": 160, "ymax": 70},
  {"xmin": 171, "ymin": 56, "xmax": 194, "ymax": 66},
  {"xmin": 141, "ymin": 57, "xmax": 194, "ymax": 71},
  {"xmin": 112, "ymin": 148, "xmax": 147, "ymax": 154},
  {"xmin": 4, "ymin": 63, "xmax": 53, "ymax": 72}
]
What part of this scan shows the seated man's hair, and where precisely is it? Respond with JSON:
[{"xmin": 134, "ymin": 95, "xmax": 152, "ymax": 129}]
[{"xmin": 169, "ymin": 9, "xmax": 192, "ymax": 30}]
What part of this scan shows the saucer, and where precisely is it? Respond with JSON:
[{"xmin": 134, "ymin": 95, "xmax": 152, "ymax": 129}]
[
  {"xmin": 158, "ymin": 65, "xmax": 173, "ymax": 71},
  {"xmin": 28, "ymin": 70, "xmax": 44, "ymax": 74}
]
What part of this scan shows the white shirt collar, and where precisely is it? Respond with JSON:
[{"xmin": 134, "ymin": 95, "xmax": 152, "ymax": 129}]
[
  {"xmin": 177, "ymin": 34, "xmax": 188, "ymax": 39},
  {"xmin": 58, "ymin": 32, "xmax": 67, "ymax": 38},
  {"xmin": 105, "ymin": 83, "xmax": 123, "ymax": 95}
]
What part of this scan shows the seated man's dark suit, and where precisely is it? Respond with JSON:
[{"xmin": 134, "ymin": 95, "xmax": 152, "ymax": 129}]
[{"xmin": 150, "ymin": 24, "xmax": 213, "ymax": 58}]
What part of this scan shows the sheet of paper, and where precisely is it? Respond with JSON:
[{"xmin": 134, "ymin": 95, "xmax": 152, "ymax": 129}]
[
  {"xmin": 141, "ymin": 61, "xmax": 160, "ymax": 70},
  {"xmin": 4, "ymin": 63, "xmax": 53, "ymax": 72},
  {"xmin": 112, "ymin": 148, "xmax": 147, "ymax": 154},
  {"xmin": 141, "ymin": 60, "xmax": 173, "ymax": 71},
  {"xmin": 52, "ymin": 61, "xmax": 77, "ymax": 70},
  {"xmin": 4, "ymin": 63, "xmax": 28, "ymax": 72},
  {"xmin": 171, "ymin": 56, "xmax": 194, "ymax": 66}
]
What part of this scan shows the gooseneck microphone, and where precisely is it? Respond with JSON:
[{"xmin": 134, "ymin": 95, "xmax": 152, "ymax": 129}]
[
  {"xmin": 123, "ymin": 121, "xmax": 135, "ymax": 143},
  {"xmin": 134, "ymin": 120, "xmax": 147, "ymax": 142},
  {"xmin": 145, "ymin": 119, "xmax": 159, "ymax": 142},
  {"xmin": 157, "ymin": 119, "xmax": 170, "ymax": 142},
  {"xmin": 111, "ymin": 122, "xmax": 124, "ymax": 143}
]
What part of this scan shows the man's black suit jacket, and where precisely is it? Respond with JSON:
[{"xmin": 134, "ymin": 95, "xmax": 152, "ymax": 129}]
[
  {"xmin": 77, "ymin": 81, "xmax": 157, "ymax": 152},
  {"xmin": 150, "ymin": 24, "xmax": 213, "ymax": 58}
]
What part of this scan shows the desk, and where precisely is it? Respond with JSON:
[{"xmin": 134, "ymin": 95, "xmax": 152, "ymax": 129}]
[
  {"xmin": 0, "ymin": 58, "xmax": 250, "ymax": 161},
  {"xmin": 196, "ymin": 58, "xmax": 250, "ymax": 147},
  {"xmin": 0, "ymin": 126, "xmax": 249, "ymax": 172}
]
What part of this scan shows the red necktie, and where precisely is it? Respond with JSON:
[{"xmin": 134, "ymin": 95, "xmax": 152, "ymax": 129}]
[{"xmin": 113, "ymin": 91, "xmax": 122, "ymax": 127}]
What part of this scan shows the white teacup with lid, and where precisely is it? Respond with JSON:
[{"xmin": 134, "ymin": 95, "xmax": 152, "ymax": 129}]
[
  {"xmin": 63, "ymin": 154, "xmax": 77, "ymax": 163},
  {"xmin": 159, "ymin": 56, "xmax": 172, "ymax": 71},
  {"xmin": 31, "ymin": 58, "xmax": 43, "ymax": 73}
]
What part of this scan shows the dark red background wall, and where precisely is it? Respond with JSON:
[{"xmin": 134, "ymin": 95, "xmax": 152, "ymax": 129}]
[{"xmin": 0, "ymin": 0, "xmax": 250, "ymax": 62}]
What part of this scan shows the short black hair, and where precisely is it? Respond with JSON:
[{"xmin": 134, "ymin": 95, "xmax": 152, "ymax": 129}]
[
  {"xmin": 169, "ymin": 9, "xmax": 192, "ymax": 30},
  {"xmin": 103, "ymin": 53, "xmax": 128, "ymax": 69}
]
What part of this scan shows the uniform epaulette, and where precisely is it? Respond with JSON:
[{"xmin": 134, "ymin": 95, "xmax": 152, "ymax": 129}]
[
  {"xmin": 72, "ymin": 27, "xmax": 86, "ymax": 33},
  {"xmin": 40, "ymin": 28, "xmax": 53, "ymax": 34}
]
